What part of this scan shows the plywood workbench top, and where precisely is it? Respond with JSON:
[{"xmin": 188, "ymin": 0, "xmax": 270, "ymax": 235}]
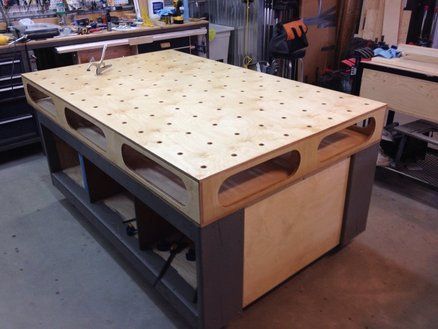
[{"xmin": 23, "ymin": 50, "xmax": 385, "ymax": 180}]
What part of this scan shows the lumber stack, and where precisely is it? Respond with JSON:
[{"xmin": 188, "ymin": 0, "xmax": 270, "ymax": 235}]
[{"xmin": 357, "ymin": 0, "xmax": 411, "ymax": 45}]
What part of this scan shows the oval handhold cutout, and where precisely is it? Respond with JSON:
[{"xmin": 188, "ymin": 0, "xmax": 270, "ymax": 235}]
[
  {"xmin": 121, "ymin": 144, "xmax": 189, "ymax": 205},
  {"xmin": 26, "ymin": 84, "xmax": 56, "ymax": 116},
  {"xmin": 65, "ymin": 108, "xmax": 107, "ymax": 150},
  {"xmin": 219, "ymin": 151, "xmax": 301, "ymax": 206},
  {"xmin": 318, "ymin": 117, "xmax": 376, "ymax": 163}
]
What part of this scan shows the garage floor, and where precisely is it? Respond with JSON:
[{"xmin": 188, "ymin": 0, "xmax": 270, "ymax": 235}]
[{"xmin": 1, "ymin": 149, "xmax": 437, "ymax": 329}]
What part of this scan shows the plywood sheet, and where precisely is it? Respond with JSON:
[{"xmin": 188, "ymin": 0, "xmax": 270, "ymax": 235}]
[
  {"xmin": 398, "ymin": 44, "xmax": 438, "ymax": 65},
  {"xmin": 368, "ymin": 57, "xmax": 438, "ymax": 77},
  {"xmin": 397, "ymin": 10, "xmax": 412, "ymax": 44},
  {"xmin": 23, "ymin": 50, "xmax": 383, "ymax": 181},
  {"xmin": 382, "ymin": 0, "xmax": 402, "ymax": 46},
  {"xmin": 360, "ymin": 68, "xmax": 438, "ymax": 123},
  {"xmin": 24, "ymin": 50, "xmax": 385, "ymax": 224},
  {"xmin": 103, "ymin": 192, "xmax": 135, "ymax": 221},
  {"xmin": 243, "ymin": 158, "xmax": 350, "ymax": 306},
  {"xmin": 358, "ymin": 0, "xmax": 385, "ymax": 41}
]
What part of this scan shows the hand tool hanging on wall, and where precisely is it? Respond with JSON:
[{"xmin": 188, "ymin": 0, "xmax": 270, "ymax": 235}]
[{"xmin": 269, "ymin": 18, "xmax": 308, "ymax": 80}]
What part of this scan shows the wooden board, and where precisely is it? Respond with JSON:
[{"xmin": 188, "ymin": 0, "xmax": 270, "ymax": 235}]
[
  {"xmin": 102, "ymin": 192, "xmax": 135, "ymax": 221},
  {"xmin": 382, "ymin": 0, "xmax": 402, "ymax": 46},
  {"xmin": 358, "ymin": 0, "xmax": 386, "ymax": 41},
  {"xmin": 398, "ymin": 44, "xmax": 438, "ymax": 65},
  {"xmin": 243, "ymin": 158, "xmax": 350, "ymax": 306},
  {"xmin": 23, "ymin": 50, "xmax": 385, "ymax": 225},
  {"xmin": 362, "ymin": 9, "xmax": 378, "ymax": 40},
  {"xmin": 369, "ymin": 57, "xmax": 438, "ymax": 76},
  {"xmin": 397, "ymin": 10, "xmax": 412, "ymax": 44},
  {"xmin": 360, "ymin": 68, "xmax": 438, "ymax": 123}
]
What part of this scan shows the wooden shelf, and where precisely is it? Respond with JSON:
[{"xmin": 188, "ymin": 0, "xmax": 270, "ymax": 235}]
[
  {"xmin": 102, "ymin": 192, "xmax": 135, "ymax": 222},
  {"xmin": 62, "ymin": 165, "xmax": 84, "ymax": 188}
]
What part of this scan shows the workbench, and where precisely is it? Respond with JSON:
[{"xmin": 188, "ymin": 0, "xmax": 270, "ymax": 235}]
[
  {"xmin": 0, "ymin": 21, "xmax": 208, "ymax": 54},
  {"xmin": 356, "ymin": 46, "xmax": 437, "ymax": 189},
  {"xmin": 23, "ymin": 50, "xmax": 386, "ymax": 328},
  {"xmin": 357, "ymin": 47, "xmax": 437, "ymax": 124},
  {"xmin": 0, "ymin": 20, "xmax": 207, "ymax": 151}
]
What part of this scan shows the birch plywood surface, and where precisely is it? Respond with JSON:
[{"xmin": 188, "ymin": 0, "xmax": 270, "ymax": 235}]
[
  {"xmin": 23, "ymin": 50, "xmax": 384, "ymax": 180},
  {"xmin": 24, "ymin": 50, "xmax": 386, "ymax": 224},
  {"xmin": 243, "ymin": 158, "xmax": 349, "ymax": 306}
]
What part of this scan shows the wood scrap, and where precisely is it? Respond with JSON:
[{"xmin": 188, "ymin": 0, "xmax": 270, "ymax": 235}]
[
  {"xmin": 382, "ymin": 0, "xmax": 402, "ymax": 45},
  {"xmin": 398, "ymin": 44, "xmax": 438, "ymax": 64},
  {"xmin": 398, "ymin": 10, "xmax": 412, "ymax": 44},
  {"xmin": 358, "ymin": 0, "xmax": 385, "ymax": 41}
]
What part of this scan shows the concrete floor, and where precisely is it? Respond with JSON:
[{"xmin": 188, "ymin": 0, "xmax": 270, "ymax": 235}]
[{"xmin": 0, "ymin": 149, "xmax": 437, "ymax": 329}]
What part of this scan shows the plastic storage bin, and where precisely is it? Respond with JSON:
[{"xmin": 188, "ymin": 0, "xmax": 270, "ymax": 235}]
[{"xmin": 209, "ymin": 23, "xmax": 234, "ymax": 63}]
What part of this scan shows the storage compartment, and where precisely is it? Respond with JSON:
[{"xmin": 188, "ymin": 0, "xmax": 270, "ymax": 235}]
[
  {"xmin": 0, "ymin": 84, "xmax": 25, "ymax": 99},
  {"xmin": 65, "ymin": 108, "xmax": 107, "ymax": 150},
  {"xmin": 318, "ymin": 118, "xmax": 375, "ymax": 163},
  {"xmin": 26, "ymin": 84, "xmax": 56, "ymax": 117},
  {"xmin": 0, "ymin": 57, "xmax": 22, "ymax": 76},
  {"xmin": 122, "ymin": 144, "xmax": 189, "ymax": 205},
  {"xmin": 81, "ymin": 156, "xmax": 197, "ymax": 292},
  {"xmin": 0, "ymin": 96, "xmax": 34, "ymax": 122},
  {"xmin": 0, "ymin": 114, "xmax": 38, "ymax": 151},
  {"xmin": 137, "ymin": 37, "xmax": 193, "ymax": 54},
  {"xmin": 136, "ymin": 200, "xmax": 197, "ymax": 291},
  {"xmin": 0, "ymin": 74, "xmax": 23, "ymax": 89},
  {"xmin": 50, "ymin": 134, "xmax": 85, "ymax": 187},
  {"xmin": 219, "ymin": 150, "xmax": 301, "ymax": 206}
]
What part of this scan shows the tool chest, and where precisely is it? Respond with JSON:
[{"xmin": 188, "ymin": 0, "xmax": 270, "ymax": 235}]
[{"xmin": 0, "ymin": 52, "xmax": 39, "ymax": 152}]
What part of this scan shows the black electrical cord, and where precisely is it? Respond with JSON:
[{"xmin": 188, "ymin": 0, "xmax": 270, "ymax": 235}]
[
  {"xmin": 7, "ymin": 35, "xmax": 30, "ymax": 99},
  {"xmin": 153, "ymin": 233, "xmax": 187, "ymax": 287},
  {"xmin": 9, "ymin": 41, "xmax": 18, "ymax": 98}
]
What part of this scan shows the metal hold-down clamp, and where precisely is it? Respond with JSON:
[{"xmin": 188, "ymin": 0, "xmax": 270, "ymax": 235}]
[{"xmin": 87, "ymin": 44, "xmax": 112, "ymax": 75}]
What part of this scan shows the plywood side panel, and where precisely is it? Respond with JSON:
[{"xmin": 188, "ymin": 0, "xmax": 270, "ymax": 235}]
[
  {"xmin": 243, "ymin": 158, "xmax": 350, "ymax": 306},
  {"xmin": 360, "ymin": 69, "xmax": 438, "ymax": 123}
]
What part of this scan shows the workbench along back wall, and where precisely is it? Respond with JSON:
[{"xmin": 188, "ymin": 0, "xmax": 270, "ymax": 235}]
[{"xmin": 23, "ymin": 50, "xmax": 386, "ymax": 327}]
